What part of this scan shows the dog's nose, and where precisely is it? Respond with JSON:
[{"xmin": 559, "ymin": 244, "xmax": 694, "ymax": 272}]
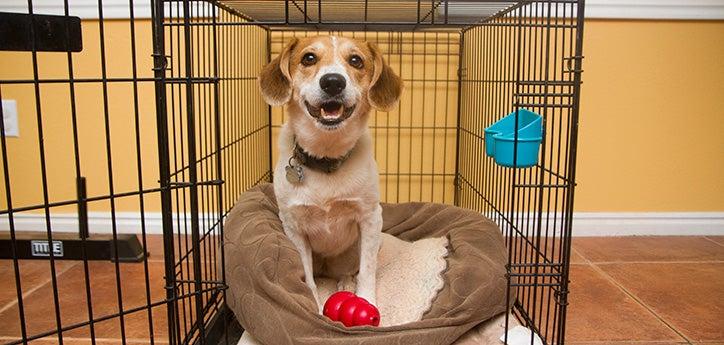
[{"xmin": 319, "ymin": 73, "xmax": 346, "ymax": 96}]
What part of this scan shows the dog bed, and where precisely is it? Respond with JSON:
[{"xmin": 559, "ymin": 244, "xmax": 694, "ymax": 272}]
[{"xmin": 223, "ymin": 183, "xmax": 510, "ymax": 345}]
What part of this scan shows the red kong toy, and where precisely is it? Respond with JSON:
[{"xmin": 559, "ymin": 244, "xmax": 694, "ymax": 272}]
[{"xmin": 323, "ymin": 291, "xmax": 380, "ymax": 327}]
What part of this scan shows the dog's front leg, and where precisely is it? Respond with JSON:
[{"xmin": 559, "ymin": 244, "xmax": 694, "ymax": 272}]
[
  {"xmin": 282, "ymin": 225, "xmax": 322, "ymax": 312},
  {"xmin": 356, "ymin": 204, "xmax": 382, "ymax": 305}
]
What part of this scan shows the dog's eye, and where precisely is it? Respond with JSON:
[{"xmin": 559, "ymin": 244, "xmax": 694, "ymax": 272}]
[
  {"xmin": 301, "ymin": 53, "xmax": 317, "ymax": 66},
  {"xmin": 348, "ymin": 55, "xmax": 363, "ymax": 69}
]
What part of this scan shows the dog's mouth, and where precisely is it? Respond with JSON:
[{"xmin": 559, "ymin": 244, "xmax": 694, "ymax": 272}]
[{"xmin": 305, "ymin": 100, "xmax": 356, "ymax": 127}]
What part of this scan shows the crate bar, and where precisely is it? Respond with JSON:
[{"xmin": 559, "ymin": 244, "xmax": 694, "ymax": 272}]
[
  {"xmin": 266, "ymin": 28, "xmax": 274, "ymax": 181},
  {"xmin": 95, "ymin": 0, "xmax": 132, "ymax": 340},
  {"xmin": 181, "ymin": 0, "xmax": 208, "ymax": 341},
  {"xmin": 542, "ymin": 1, "xmax": 564, "ymax": 338},
  {"xmin": 502, "ymin": 4, "xmax": 525, "ymax": 343},
  {"xmin": 76, "ymin": 181, "xmax": 90, "ymax": 241},
  {"xmin": 151, "ymin": 0, "xmax": 180, "ymax": 342},
  {"xmin": 0, "ymin": 184, "xmax": 212, "ymax": 216},
  {"xmin": 210, "ymin": 6, "xmax": 231, "ymax": 343},
  {"xmin": 442, "ymin": 31, "xmax": 452, "ymax": 202},
  {"xmin": 24, "ymin": 0, "xmax": 66, "ymax": 342},
  {"xmin": 0, "ymin": 77, "xmax": 244, "ymax": 85},
  {"xmin": 453, "ymin": 31, "xmax": 465, "ymax": 205},
  {"xmin": 171, "ymin": 0, "xmax": 191, "ymax": 337},
  {"xmin": 168, "ymin": 21, "xmax": 577, "ymax": 29},
  {"xmin": 126, "ymin": 0, "xmax": 158, "ymax": 342},
  {"xmin": 165, "ymin": 21, "xmax": 471, "ymax": 28},
  {"xmin": 528, "ymin": 0, "xmax": 553, "ymax": 340},
  {"xmin": 557, "ymin": 0, "xmax": 585, "ymax": 342}
]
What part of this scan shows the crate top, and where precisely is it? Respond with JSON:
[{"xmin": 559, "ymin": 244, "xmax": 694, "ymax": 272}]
[{"xmin": 218, "ymin": 0, "xmax": 527, "ymax": 31}]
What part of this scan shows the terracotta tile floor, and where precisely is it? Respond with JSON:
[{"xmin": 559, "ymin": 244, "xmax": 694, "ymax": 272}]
[
  {"xmin": 569, "ymin": 236, "xmax": 724, "ymax": 345},
  {"xmin": 0, "ymin": 235, "xmax": 722, "ymax": 344}
]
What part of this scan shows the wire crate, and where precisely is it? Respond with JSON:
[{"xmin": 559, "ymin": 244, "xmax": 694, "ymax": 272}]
[{"xmin": 0, "ymin": 0, "xmax": 584, "ymax": 344}]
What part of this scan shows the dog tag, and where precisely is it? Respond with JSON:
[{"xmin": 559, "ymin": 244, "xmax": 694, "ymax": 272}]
[{"xmin": 285, "ymin": 164, "xmax": 304, "ymax": 184}]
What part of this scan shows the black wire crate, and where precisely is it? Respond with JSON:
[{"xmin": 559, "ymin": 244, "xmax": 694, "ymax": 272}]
[{"xmin": 0, "ymin": 0, "xmax": 584, "ymax": 344}]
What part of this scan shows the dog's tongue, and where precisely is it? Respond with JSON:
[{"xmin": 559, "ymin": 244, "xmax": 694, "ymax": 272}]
[{"xmin": 321, "ymin": 102, "xmax": 344, "ymax": 118}]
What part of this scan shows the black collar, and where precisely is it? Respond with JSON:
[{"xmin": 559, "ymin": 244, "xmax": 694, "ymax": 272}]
[{"xmin": 292, "ymin": 142, "xmax": 353, "ymax": 174}]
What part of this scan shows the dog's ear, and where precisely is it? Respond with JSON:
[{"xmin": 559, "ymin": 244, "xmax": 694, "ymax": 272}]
[
  {"xmin": 367, "ymin": 42, "xmax": 403, "ymax": 112},
  {"xmin": 258, "ymin": 38, "xmax": 298, "ymax": 106}
]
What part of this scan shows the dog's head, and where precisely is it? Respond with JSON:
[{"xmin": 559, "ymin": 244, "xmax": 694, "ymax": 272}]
[{"xmin": 259, "ymin": 36, "xmax": 402, "ymax": 132}]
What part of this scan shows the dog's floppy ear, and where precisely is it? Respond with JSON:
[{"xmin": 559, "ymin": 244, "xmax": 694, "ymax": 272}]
[
  {"xmin": 258, "ymin": 38, "xmax": 298, "ymax": 106},
  {"xmin": 367, "ymin": 42, "xmax": 403, "ymax": 112}
]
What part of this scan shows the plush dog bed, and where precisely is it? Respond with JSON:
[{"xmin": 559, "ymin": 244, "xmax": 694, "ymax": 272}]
[{"xmin": 223, "ymin": 183, "xmax": 510, "ymax": 345}]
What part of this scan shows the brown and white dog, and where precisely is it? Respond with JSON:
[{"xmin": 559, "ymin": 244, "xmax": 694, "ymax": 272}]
[{"xmin": 258, "ymin": 36, "xmax": 402, "ymax": 310}]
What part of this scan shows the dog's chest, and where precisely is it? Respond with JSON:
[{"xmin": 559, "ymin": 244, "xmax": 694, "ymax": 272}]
[{"xmin": 288, "ymin": 198, "xmax": 363, "ymax": 256}]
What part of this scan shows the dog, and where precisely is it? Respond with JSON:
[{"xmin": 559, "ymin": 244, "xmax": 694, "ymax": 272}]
[{"xmin": 258, "ymin": 36, "xmax": 403, "ymax": 310}]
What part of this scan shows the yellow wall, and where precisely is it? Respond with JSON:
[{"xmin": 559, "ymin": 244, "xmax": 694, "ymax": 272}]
[
  {"xmin": 1, "ymin": 19, "xmax": 723, "ymax": 213},
  {"xmin": 575, "ymin": 20, "xmax": 724, "ymax": 212}
]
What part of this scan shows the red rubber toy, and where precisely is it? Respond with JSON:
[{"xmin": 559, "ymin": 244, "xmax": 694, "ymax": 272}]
[{"xmin": 323, "ymin": 291, "xmax": 380, "ymax": 327}]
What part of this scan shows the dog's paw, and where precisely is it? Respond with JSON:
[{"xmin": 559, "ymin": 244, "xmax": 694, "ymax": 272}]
[{"xmin": 337, "ymin": 275, "xmax": 356, "ymax": 292}]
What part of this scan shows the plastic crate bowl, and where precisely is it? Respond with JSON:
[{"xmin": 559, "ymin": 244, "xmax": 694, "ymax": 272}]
[{"xmin": 484, "ymin": 109, "xmax": 542, "ymax": 168}]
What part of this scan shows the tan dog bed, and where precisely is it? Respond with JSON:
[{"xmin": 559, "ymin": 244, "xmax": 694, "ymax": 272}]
[{"xmin": 224, "ymin": 184, "xmax": 510, "ymax": 345}]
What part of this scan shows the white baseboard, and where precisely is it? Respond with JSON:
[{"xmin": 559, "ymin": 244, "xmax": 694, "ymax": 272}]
[
  {"xmin": 1, "ymin": 212, "xmax": 723, "ymax": 237},
  {"xmin": 571, "ymin": 212, "xmax": 724, "ymax": 236},
  {"xmin": 585, "ymin": 0, "xmax": 724, "ymax": 20}
]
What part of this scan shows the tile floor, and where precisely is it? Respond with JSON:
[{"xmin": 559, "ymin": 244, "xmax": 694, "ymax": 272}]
[
  {"xmin": 0, "ymin": 235, "xmax": 722, "ymax": 345},
  {"xmin": 567, "ymin": 236, "xmax": 724, "ymax": 345}
]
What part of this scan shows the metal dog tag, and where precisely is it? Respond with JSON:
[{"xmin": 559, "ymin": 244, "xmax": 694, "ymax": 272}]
[{"xmin": 285, "ymin": 164, "xmax": 304, "ymax": 184}]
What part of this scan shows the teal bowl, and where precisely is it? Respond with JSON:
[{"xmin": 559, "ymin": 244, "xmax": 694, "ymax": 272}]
[{"xmin": 484, "ymin": 109, "xmax": 542, "ymax": 168}]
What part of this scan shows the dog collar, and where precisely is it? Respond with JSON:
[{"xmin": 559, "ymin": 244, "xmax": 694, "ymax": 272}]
[{"xmin": 292, "ymin": 142, "xmax": 353, "ymax": 174}]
